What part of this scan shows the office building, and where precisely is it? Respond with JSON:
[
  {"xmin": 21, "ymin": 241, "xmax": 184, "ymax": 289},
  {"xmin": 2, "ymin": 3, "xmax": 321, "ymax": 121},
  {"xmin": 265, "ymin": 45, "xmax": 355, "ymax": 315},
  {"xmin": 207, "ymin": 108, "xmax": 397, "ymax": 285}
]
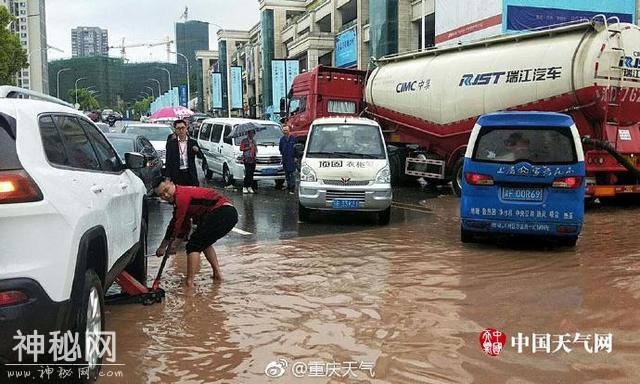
[
  {"xmin": 71, "ymin": 26, "xmax": 109, "ymax": 57},
  {"xmin": 176, "ymin": 20, "xmax": 209, "ymax": 111},
  {"xmin": 2, "ymin": 0, "xmax": 49, "ymax": 93}
]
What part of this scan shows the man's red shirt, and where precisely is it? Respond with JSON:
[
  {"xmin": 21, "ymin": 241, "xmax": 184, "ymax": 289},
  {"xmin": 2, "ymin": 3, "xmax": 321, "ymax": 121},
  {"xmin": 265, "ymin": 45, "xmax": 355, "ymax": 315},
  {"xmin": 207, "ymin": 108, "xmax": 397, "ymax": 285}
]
[{"xmin": 170, "ymin": 186, "xmax": 231, "ymax": 238}]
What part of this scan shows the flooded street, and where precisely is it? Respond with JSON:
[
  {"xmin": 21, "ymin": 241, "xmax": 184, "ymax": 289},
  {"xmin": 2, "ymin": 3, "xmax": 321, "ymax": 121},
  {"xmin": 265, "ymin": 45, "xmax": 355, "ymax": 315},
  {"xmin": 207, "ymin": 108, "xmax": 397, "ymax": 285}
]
[{"xmin": 101, "ymin": 185, "xmax": 640, "ymax": 384}]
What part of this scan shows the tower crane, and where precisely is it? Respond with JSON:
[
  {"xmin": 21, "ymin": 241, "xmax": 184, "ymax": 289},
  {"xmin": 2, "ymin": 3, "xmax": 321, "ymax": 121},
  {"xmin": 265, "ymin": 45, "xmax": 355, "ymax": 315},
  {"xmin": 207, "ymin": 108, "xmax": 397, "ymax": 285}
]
[{"xmin": 108, "ymin": 37, "xmax": 174, "ymax": 61}]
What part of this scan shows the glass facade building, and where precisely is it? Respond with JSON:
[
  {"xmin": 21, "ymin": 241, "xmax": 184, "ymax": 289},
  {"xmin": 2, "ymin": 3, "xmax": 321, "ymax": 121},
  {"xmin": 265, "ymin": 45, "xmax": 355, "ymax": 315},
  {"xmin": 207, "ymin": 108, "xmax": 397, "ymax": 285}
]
[
  {"xmin": 176, "ymin": 20, "xmax": 209, "ymax": 111},
  {"xmin": 369, "ymin": 0, "xmax": 399, "ymax": 58},
  {"xmin": 261, "ymin": 9, "xmax": 275, "ymax": 112}
]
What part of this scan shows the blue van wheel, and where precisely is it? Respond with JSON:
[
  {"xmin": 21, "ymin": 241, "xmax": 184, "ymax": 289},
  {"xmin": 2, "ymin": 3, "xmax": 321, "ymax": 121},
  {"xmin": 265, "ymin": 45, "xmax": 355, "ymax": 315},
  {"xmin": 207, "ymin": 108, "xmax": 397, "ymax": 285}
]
[
  {"xmin": 558, "ymin": 236, "xmax": 578, "ymax": 247},
  {"xmin": 461, "ymin": 226, "xmax": 475, "ymax": 243},
  {"xmin": 451, "ymin": 158, "xmax": 464, "ymax": 197}
]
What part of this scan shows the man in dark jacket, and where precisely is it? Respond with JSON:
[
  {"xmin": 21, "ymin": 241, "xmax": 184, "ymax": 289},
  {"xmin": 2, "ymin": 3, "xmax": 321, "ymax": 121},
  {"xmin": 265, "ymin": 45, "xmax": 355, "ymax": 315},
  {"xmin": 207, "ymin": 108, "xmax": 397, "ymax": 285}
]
[
  {"xmin": 279, "ymin": 125, "xmax": 297, "ymax": 194},
  {"xmin": 165, "ymin": 119, "xmax": 203, "ymax": 186}
]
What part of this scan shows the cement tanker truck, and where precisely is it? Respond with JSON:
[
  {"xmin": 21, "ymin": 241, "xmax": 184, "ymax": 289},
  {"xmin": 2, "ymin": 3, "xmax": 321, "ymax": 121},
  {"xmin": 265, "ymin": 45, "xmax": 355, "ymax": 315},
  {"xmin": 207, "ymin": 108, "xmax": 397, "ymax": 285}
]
[{"xmin": 282, "ymin": 17, "xmax": 640, "ymax": 198}]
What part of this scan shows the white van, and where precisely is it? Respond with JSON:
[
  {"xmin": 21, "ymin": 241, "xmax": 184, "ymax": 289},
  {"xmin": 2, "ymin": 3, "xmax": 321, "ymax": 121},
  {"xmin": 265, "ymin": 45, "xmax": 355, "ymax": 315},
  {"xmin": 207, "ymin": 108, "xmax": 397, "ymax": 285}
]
[
  {"xmin": 298, "ymin": 117, "xmax": 392, "ymax": 224},
  {"xmin": 196, "ymin": 118, "xmax": 285, "ymax": 187}
]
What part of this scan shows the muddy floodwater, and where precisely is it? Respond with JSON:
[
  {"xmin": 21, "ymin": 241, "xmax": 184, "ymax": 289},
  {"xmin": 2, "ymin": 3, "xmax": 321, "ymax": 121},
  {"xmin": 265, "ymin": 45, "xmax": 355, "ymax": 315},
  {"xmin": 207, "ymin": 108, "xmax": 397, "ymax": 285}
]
[{"xmin": 101, "ymin": 196, "xmax": 640, "ymax": 383}]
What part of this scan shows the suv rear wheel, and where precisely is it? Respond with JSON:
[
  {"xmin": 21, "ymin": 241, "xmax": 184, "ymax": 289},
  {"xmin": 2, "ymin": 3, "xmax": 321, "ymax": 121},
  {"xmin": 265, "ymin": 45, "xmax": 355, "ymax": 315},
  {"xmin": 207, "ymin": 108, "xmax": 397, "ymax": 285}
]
[{"xmin": 73, "ymin": 269, "xmax": 105, "ymax": 382}]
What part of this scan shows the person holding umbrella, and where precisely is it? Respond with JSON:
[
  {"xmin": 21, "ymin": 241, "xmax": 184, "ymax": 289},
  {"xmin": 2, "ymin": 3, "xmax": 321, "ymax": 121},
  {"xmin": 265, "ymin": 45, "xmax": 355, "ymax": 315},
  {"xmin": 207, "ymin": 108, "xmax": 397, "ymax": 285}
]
[{"xmin": 240, "ymin": 128, "xmax": 258, "ymax": 194}]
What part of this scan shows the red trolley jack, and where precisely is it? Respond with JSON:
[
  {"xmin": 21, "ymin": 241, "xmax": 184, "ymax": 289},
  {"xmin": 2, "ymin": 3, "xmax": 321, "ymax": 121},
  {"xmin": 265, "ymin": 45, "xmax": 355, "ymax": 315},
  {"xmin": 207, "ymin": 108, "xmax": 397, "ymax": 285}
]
[{"xmin": 105, "ymin": 253, "xmax": 170, "ymax": 306}]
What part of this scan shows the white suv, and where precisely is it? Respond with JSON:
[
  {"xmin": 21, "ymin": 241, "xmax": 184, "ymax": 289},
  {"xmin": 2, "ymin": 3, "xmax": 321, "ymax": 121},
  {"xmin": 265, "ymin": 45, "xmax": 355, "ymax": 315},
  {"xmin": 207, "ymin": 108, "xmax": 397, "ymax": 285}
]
[{"xmin": 0, "ymin": 87, "xmax": 148, "ymax": 380}]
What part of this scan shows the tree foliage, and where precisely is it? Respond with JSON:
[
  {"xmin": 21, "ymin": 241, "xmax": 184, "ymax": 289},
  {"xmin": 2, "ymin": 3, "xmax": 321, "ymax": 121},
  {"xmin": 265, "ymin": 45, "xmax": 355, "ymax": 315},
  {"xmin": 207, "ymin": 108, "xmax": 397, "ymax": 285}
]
[
  {"xmin": 134, "ymin": 97, "xmax": 153, "ymax": 116},
  {"xmin": 66, "ymin": 88, "xmax": 100, "ymax": 111},
  {"xmin": 0, "ymin": 7, "xmax": 29, "ymax": 85}
]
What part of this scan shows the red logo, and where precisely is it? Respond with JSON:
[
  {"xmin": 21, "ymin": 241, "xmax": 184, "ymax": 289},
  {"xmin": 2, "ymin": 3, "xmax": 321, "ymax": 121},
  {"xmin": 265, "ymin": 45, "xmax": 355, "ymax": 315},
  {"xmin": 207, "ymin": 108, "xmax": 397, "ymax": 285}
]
[{"xmin": 480, "ymin": 328, "xmax": 507, "ymax": 357}]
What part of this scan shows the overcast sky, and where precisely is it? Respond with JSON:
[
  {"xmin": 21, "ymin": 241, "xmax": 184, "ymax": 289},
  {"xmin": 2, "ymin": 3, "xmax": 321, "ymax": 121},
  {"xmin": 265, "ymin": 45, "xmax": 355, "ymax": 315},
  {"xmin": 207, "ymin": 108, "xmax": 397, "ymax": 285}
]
[{"xmin": 45, "ymin": 0, "xmax": 260, "ymax": 63}]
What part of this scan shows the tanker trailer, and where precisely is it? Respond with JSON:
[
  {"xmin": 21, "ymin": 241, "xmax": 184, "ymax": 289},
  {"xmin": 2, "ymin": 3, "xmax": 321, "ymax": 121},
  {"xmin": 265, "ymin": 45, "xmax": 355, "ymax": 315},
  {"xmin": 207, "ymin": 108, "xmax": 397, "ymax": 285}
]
[{"xmin": 365, "ymin": 17, "xmax": 640, "ymax": 198}]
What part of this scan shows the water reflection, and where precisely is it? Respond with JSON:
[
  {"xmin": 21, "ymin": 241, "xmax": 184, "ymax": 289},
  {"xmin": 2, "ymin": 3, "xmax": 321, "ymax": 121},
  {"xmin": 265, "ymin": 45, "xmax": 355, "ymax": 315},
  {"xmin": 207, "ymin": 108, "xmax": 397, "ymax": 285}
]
[{"xmin": 101, "ymin": 197, "xmax": 640, "ymax": 383}]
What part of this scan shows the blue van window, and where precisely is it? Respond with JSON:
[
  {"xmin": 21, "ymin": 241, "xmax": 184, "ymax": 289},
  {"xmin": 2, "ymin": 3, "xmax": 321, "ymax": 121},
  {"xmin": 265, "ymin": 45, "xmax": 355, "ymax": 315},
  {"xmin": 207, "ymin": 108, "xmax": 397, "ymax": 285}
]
[{"xmin": 472, "ymin": 127, "xmax": 576, "ymax": 164}]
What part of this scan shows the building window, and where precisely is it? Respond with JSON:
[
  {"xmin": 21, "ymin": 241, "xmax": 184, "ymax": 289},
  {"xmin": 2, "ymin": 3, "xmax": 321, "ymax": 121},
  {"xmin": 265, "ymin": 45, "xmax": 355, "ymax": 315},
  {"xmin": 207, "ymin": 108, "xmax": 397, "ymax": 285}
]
[
  {"xmin": 21, "ymin": 41, "xmax": 27, "ymax": 46},
  {"xmin": 21, "ymin": 33, "xmax": 27, "ymax": 38},
  {"xmin": 19, "ymin": 10, "xmax": 26, "ymax": 15}
]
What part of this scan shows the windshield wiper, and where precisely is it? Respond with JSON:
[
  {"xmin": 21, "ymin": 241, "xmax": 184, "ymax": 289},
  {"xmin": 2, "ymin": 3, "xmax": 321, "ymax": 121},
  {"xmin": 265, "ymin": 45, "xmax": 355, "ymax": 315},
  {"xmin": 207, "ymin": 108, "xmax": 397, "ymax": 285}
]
[{"xmin": 306, "ymin": 151, "xmax": 350, "ymax": 158}]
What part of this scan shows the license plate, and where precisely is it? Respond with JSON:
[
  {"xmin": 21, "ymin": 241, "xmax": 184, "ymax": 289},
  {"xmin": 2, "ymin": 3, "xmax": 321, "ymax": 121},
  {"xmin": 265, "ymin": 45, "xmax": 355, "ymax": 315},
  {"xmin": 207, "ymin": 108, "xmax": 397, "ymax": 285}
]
[
  {"xmin": 332, "ymin": 199, "xmax": 361, "ymax": 209},
  {"xmin": 261, "ymin": 168, "xmax": 278, "ymax": 175},
  {"xmin": 501, "ymin": 187, "xmax": 543, "ymax": 202}
]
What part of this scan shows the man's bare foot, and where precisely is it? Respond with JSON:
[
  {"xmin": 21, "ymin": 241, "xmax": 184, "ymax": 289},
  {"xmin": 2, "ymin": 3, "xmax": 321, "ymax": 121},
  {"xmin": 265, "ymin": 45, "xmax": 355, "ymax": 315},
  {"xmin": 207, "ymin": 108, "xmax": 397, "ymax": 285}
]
[{"xmin": 212, "ymin": 269, "xmax": 223, "ymax": 281}]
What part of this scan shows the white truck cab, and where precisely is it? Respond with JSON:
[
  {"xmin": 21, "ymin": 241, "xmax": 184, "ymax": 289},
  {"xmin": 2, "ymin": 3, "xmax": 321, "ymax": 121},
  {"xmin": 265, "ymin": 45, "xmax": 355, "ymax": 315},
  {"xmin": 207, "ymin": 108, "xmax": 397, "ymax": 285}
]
[{"xmin": 298, "ymin": 117, "xmax": 392, "ymax": 224}]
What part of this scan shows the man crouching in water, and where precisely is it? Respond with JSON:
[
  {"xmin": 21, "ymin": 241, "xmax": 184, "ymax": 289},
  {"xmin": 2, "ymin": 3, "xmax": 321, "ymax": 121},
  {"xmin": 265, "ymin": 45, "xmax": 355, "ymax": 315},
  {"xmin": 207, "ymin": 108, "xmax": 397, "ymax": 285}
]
[{"xmin": 154, "ymin": 178, "xmax": 238, "ymax": 286}]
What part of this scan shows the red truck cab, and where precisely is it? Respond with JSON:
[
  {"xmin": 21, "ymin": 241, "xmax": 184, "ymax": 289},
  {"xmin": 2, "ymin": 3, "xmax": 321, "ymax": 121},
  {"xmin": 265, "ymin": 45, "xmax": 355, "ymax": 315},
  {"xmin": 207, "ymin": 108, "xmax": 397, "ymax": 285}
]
[{"xmin": 283, "ymin": 65, "xmax": 367, "ymax": 139}]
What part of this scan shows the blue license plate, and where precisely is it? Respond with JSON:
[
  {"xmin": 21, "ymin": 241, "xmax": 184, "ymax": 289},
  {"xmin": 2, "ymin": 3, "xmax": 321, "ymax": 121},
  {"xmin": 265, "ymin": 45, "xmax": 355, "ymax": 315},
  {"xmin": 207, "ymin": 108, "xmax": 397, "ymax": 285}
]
[
  {"xmin": 332, "ymin": 199, "xmax": 361, "ymax": 209},
  {"xmin": 501, "ymin": 187, "xmax": 543, "ymax": 202},
  {"xmin": 262, "ymin": 168, "xmax": 278, "ymax": 176}
]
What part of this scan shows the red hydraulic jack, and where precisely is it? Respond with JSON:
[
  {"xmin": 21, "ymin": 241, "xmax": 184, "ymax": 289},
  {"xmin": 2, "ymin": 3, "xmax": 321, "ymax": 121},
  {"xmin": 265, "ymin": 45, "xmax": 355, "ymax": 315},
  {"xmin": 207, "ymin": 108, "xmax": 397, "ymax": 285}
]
[{"xmin": 105, "ymin": 253, "xmax": 170, "ymax": 306}]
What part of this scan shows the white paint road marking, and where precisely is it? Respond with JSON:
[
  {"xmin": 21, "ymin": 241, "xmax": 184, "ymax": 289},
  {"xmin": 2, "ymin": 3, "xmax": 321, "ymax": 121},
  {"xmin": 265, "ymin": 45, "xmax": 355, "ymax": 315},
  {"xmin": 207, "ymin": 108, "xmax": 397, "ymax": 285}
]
[{"xmin": 232, "ymin": 227, "xmax": 252, "ymax": 235}]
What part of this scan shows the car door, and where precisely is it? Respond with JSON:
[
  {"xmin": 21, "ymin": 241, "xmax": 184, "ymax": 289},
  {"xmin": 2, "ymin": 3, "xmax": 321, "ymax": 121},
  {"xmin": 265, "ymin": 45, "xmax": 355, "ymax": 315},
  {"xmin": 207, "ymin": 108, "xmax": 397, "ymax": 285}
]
[
  {"xmin": 51, "ymin": 115, "xmax": 123, "ymax": 262},
  {"xmin": 198, "ymin": 122, "xmax": 214, "ymax": 164},
  {"xmin": 79, "ymin": 118, "xmax": 139, "ymax": 257},
  {"xmin": 209, "ymin": 123, "xmax": 225, "ymax": 174},
  {"xmin": 221, "ymin": 124, "xmax": 235, "ymax": 168}
]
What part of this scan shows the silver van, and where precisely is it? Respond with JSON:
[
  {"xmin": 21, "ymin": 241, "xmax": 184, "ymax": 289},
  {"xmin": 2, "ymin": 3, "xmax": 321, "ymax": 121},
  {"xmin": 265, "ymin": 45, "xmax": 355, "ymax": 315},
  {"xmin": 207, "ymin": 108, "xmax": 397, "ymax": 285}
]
[{"xmin": 196, "ymin": 118, "xmax": 285, "ymax": 187}]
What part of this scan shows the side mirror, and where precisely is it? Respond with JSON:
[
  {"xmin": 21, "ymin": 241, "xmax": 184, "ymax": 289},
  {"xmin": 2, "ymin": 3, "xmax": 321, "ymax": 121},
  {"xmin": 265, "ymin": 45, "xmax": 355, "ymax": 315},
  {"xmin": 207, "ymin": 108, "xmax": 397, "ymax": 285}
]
[
  {"xmin": 279, "ymin": 97, "xmax": 287, "ymax": 114},
  {"xmin": 125, "ymin": 152, "xmax": 145, "ymax": 169},
  {"xmin": 294, "ymin": 143, "xmax": 305, "ymax": 157}
]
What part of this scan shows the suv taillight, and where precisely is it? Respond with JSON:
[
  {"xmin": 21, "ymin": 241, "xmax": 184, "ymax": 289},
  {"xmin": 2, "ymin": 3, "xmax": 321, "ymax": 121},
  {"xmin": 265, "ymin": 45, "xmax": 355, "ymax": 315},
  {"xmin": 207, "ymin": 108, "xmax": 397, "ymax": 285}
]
[
  {"xmin": 0, "ymin": 170, "xmax": 43, "ymax": 204},
  {"xmin": 0, "ymin": 290, "xmax": 28, "ymax": 307},
  {"xmin": 552, "ymin": 176, "xmax": 583, "ymax": 189},
  {"xmin": 465, "ymin": 172, "xmax": 494, "ymax": 186}
]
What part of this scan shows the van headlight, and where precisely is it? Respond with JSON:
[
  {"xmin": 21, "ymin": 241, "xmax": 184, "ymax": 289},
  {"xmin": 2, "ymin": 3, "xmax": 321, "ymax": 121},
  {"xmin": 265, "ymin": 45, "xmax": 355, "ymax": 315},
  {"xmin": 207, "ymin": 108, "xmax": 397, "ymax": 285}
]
[
  {"xmin": 300, "ymin": 163, "xmax": 317, "ymax": 182},
  {"xmin": 375, "ymin": 166, "xmax": 391, "ymax": 184}
]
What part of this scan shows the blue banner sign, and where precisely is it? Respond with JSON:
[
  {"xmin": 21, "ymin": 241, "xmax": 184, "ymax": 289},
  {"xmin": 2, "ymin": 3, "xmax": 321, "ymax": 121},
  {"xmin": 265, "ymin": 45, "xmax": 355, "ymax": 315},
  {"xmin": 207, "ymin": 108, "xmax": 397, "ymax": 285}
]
[
  {"xmin": 272, "ymin": 60, "xmax": 299, "ymax": 113},
  {"xmin": 211, "ymin": 72, "xmax": 222, "ymax": 109},
  {"xmin": 179, "ymin": 85, "xmax": 188, "ymax": 107},
  {"xmin": 272, "ymin": 60, "xmax": 286, "ymax": 113},
  {"xmin": 335, "ymin": 26, "xmax": 357, "ymax": 68},
  {"xmin": 506, "ymin": 5, "xmax": 632, "ymax": 30},
  {"xmin": 230, "ymin": 66, "xmax": 243, "ymax": 109}
]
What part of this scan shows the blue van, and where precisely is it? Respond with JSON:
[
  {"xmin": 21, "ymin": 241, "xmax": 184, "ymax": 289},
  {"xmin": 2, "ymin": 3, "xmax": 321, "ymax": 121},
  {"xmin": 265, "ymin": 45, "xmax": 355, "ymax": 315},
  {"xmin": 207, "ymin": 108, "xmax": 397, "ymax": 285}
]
[{"xmin": 460, "ymin": 112, "xmax": 585, "ymax": 246}]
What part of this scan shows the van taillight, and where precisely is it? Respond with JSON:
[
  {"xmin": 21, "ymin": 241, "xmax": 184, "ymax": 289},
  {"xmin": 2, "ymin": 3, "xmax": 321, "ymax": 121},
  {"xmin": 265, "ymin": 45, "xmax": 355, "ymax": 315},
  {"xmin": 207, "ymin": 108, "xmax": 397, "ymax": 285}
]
[
  {"xmin": 0, "ymin": 290, "xmax": 28, "ymax": 307},
  {"xmin": 464, "ymin": 172, "xmax": 494, "ymax": 186},
  {"xmin": 552, "ymin": 176, "xmax": 583, "ymax": 189},
  {"xmin": 0, "ymin": 170, "xmax": 43, "ymax": 204}
]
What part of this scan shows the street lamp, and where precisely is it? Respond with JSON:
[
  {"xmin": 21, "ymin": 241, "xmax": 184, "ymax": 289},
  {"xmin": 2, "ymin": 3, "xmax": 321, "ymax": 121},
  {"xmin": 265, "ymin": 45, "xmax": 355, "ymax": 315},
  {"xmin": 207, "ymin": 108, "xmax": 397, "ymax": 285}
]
[
  {"xmin": 147, "ymin": 78, "xmax": 161, "ymax": 97},
  {"xmin": 56, "ymin": 68, "xmax": 71, "ymax": 99},
  {"xmin": 155, "ymin": 67, "xmax": 172, "ymax": 90},
  {"xmin": 170, "ymin": 51, "xmax": 190, "ymax": 107},
  {"xmin": 74, "ymin": 77, "xmax": 87, "ymax": 108},
  {"xmin": 144, "ymin": 86, "xmax": 155, "ymax": 99}
]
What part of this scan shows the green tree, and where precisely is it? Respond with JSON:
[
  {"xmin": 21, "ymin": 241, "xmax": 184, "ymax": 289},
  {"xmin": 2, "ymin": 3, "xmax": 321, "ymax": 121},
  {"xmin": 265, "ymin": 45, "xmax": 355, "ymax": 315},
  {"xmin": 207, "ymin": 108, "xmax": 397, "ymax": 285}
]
[
  {"xmin": 133, "ymin": 96, "xmax": 153, "ymax": 117},
  {"xmin": 66, "ymin": 88, "xmax": 100, "ymax": 111},
  {"xmin": 0, "ymin": 7, "xmax": 28, "ymax": 85}
]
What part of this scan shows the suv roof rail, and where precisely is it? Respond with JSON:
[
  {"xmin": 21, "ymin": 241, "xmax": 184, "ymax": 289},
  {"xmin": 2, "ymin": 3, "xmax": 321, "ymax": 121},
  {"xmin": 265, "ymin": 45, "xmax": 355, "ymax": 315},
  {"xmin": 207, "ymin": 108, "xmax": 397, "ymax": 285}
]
[{"xmin": 0, "ymin": 86, "xmax": 75, "ymax": 109}]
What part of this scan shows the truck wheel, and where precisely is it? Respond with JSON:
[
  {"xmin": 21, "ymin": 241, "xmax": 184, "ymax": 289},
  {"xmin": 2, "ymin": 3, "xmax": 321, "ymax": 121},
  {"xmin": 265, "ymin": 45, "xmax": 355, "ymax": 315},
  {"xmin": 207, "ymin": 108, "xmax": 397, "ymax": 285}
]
[
  {"xmin": 461, "ymin": 226, "xmax": 475, "ymax": 243},
  {"xmin": 451, "ymin": 157, "xmax": 464, "ymax": 197},
  {"xmin": 298, "ymin": 203, "xmax": 311, "ymax": 222},
  {"xmin": 377, "ymin": 207, "xmax": 391, "ymax": 225},
  {"xmin": 389, "ymin": 152, "xmax": 400, "ymax": 186},
  {"xmin": 125, "ymin": 219, "xmax": 147, "ymax": 285},
  {"xmin": 73, "ymin": 270, "xmax": 104, "ymax": 382},
  {"xmin": 222, "ymin": 165, "xmax": 234, "ymax": 186}
]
